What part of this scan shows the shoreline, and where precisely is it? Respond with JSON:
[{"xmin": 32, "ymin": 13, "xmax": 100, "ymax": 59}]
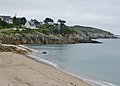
[
  {"xmin": 24, "ymin": 46, "xmax": 91, "ymax": 86},
  {"xmin": 0, "ymin": 44, "xmax": 118, "ymax": 86},
  {"xmin": 23, "ymin": 44, "xmax": 118, "ymax": 86},
  {"xmin": 0, "ymin": 45, "xmax": 90, "ymax": 86},
  {"xmin": 22, "ymin": 45, "xmax": 93, "ymax": 86}
]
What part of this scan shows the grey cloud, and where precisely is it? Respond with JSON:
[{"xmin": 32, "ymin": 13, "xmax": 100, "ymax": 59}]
[{"xmin": 0, "ymin": 0, "xmax": 120, "ymax": 34}]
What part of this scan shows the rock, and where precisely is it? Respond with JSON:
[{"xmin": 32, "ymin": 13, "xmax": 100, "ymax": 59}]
[
  {"xmin": 80, "ymin": 30, "xmax": 116, "ymax": 39},
  {"xmin": 42, "ymin": 52, "xmax": 47, "ymax": 54},
  {"xmin": 0, "ymin": 44, "xmax": 29, "ymax": 55},
  {"xmin": 91, "ymin": 40, "xmax": 102, "ymax": 43}
]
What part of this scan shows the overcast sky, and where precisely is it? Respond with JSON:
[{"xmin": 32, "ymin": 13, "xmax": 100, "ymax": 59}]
[{"xmin": 0, "ymin": 0, "xmax": 120, "ymax": 34}]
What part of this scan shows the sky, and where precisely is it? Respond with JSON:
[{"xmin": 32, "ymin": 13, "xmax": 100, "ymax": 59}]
[{"xmin": 0, "ymin": 0, "xmax": 120, "ymax": 34}]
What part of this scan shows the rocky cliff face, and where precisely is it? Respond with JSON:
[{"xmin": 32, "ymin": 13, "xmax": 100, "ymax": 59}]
[
  {"xmin": 0, "ymin": 29, "xmax": 116, "ymax": 44},
  {"xmin": 0, "ymin": 32, "xmax": 92, "ymax": 44},
  {"xmin": 71, "ymin": 25, "xmax": 116, "ymax": 39},
  {"xmin": 80, "ymin": 30, "xmax": 116, "ymax": 39}
]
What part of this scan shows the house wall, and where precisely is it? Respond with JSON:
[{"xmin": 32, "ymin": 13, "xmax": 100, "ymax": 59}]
[{"xmin": 25, "ymin": 22, "xmax": 36, "ymax": 29}]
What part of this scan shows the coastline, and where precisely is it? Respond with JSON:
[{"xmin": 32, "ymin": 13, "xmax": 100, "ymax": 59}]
[
  {"xmin": 24, "ymin": 45, "xmax": 92, "ymax": 86},
  {"xmin": 0, "ymin": 44, "xmax": 118, "ymax": 86},
  {"xmin": 0, "ymin": 45, "xmax": 90, "ymax": 86},
  {"xmin": 24, "ymin": 44, "xmax": 118, "ymax": 86}
]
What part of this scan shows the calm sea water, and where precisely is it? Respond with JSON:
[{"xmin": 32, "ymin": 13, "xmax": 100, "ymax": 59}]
[{"xmin": 26, "ymin": 39, "xmax": 120, "ymax": 86}]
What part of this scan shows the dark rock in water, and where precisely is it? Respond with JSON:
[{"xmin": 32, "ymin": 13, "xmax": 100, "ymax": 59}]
[
  {"xmin": 115, "ymin": 35, "xmax": 120, "ymax": 39},
  {"xmin": 42, "ymin": 52, "xmax": 47, "ymax": 54},
  {"xmin": 91, "ymin": 40, "xmax": 102, "ymax": 43}
]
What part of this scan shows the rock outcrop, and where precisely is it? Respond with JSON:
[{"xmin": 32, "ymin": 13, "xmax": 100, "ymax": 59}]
[
  {"xmin": 80, "ymin": 30, "xmax": 115, "ymax": 39},
  {"xmin": 0, "ymin": 32, "xmax": 93, "ymax": 44},
  {"xmin": 71, "ymin": 25, "xmax": 116, "ymax": 39},
  {"xmin": 0, "ymin": 44, "xmax": 29, "ymax": 55}
]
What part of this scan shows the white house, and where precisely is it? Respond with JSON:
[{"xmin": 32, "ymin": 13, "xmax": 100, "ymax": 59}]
[
  {"xmin": 7, "ymin": 19, "xmax": 13, "ymax": 24},
  {"xmin": 47, "ymin": 21, "xmax": 54, "ymax": 25},
  {"xmin": 25, "ymin": 21, "xmax": 37, "ymax": 29}
]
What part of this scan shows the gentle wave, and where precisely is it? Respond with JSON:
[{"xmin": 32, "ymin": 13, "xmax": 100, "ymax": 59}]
[
  {"xmin": 83, "ymin": 78, "xmax": 118, "ymax": 86},
  {"xmin": 57, "ymin": 68, "xmax": 118, "ymax": 86},
  {"xmin": 23, "ymin": 45, "xmax": 118, "ymax": 86},
  {"xmin": 19, "ymin": 45, "xmax": 38, "ymax": 53},
  {"xmin": 27, "ymin": 54, "xmax": 59, "ymax": 68},
  {"xmin": 19, "ymin": 45, "xmax": 58, "ymax": 67}
]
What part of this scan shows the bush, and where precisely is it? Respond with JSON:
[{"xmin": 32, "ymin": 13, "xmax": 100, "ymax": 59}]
[
  {"xmin": 0, "ymin": 19, "xmax": 15, "ymax": 29},
  {"xmin": 41, "ymin": 29, "xmax": 50, "ymax": 35},
  {"xmin": 60, "ymin": 26, "xmax": 74, "ymax": 35},
  {"xmin": 2, "ymin": 30, "xmax": 16, "ymax": 35}
]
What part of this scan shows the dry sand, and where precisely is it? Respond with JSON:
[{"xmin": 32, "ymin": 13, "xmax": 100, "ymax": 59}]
[{"xmin": 0, "ymin": 52, "xmax": 90, "ymax": 86}]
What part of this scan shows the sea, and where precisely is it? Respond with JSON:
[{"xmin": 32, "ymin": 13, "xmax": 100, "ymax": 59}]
[{"xmin": 26, "ymin": 39, "xmax": 120, "ymax": 86}]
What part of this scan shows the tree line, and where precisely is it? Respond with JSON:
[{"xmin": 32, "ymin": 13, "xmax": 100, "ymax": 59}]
[{"xmin": 0, "ymin": 17, "xmax": 74, "ymax": 35}]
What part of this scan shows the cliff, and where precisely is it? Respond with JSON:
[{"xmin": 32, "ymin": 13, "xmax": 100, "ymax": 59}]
[
  {"xmin": 0, "ymin": 32, "xmax": 92, "ymax": 44},
  {"xmin": 0, "ymin": 25, "xmax": 116, "ymax": 44}
]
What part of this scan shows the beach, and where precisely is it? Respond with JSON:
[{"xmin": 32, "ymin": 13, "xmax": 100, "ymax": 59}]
[{"xmin": 0, "ymin": 52, "xmax": 90, "ymax": 86}]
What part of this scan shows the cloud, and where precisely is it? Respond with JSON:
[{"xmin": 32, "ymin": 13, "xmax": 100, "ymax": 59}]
[{"xmin": 0, "ymin": 0, "xmax": 120, "ymax": 34}]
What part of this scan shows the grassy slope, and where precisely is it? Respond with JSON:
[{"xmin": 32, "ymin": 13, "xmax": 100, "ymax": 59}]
[
  {"xmin": 0, "ymin": 25, "xmax": 114, "ymax": 37},
  {"xmin": 70, "ymin": 25, "xmax": 110, "ymax": 33}
]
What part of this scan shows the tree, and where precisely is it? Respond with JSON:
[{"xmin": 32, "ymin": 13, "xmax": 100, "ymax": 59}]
[
  {"xmin": 13, "ymin": 17, "xmax": 27, "ymax": 28},
  {"xmin": 13, "ymin": 16, "xmax": 17, "ymax": 24},
  {"xmin": 0, "ymin": 19, "xmax": 14, "ymax": 29},
  {"xmin": 0, "ymin": 18, "xmax": 2, "ymax": 21},
  {"xmin": 0, "ymin": 19, "xmax": 7, "ymax": 28},
  {"xmin": 57, "ymin": 19, "xmax": 66, "ymax": 25},
  {"xmin": 20, "ymin": 17, "xmax": 27, "ymax": 25},
  {"xmin": 43, "ymin": 18, "xmax": 54, "ymax": 24}
]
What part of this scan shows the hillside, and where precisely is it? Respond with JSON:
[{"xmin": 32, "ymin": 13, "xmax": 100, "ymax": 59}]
[
  {"xmin": 70, "ymin": 25, "xmax": 115, "ymax": 39},
  {"xmin": 0, "ymin": 24, "xmax": 116, "ymax": 44}
]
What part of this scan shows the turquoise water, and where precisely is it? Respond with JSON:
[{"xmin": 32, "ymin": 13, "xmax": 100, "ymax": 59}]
[{"xmin": 26, "ymin": 39, "xmax": 120, "ymax": 86}]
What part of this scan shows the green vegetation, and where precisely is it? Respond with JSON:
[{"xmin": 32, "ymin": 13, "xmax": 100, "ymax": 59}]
[
  {"xmin": 43, "ymin": 18, "xmax": 54, "ymax": 24},
  {"xmin": 0, "ymin": 16, "xmax": 75, "ymax": 36},
  {"xmin": 2, "ymin": 23, "xmax": 75, "ymax": 36},
  {"xmin": 13, "ymin": 17, "xmax": 26, "ymax": 28},
  {"xmin": 71, "ymin": 25, "xmax": 105, "ymax": 33},
  {"xmin": 2, "ymin": 30, "xmax": 16, "ymax": 35},
  {"xmin": 0, "ymin": 16, "xmax": 109, "ymax": 37},
  {"xmin": 0, "ymin": 19, "xmax": 15, "ymax": 29},
  {"xmin": 0, "ymin": 16, "xmax": 26, "ymax": 29},
  {"xmin": 39, "ymin": 24, "xmax": 75, "ymax": 35},
  {"xmin": 2, "ymin": 29, "xmax": 37, "ymax": 35}
]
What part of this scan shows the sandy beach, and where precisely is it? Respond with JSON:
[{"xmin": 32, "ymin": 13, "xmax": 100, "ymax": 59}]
[{"xmin": 0, "ymin": 52, "xmax": 90, "ymax": 86}]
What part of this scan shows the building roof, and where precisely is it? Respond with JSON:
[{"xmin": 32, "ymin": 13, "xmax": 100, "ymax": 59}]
[
  {"xmin": 0, "ymin": 16, "xmax": 11, "ymax": 20},
  {"xmin": 28, "ymin": 21, "xmax": 35, "ymax": 26}
]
